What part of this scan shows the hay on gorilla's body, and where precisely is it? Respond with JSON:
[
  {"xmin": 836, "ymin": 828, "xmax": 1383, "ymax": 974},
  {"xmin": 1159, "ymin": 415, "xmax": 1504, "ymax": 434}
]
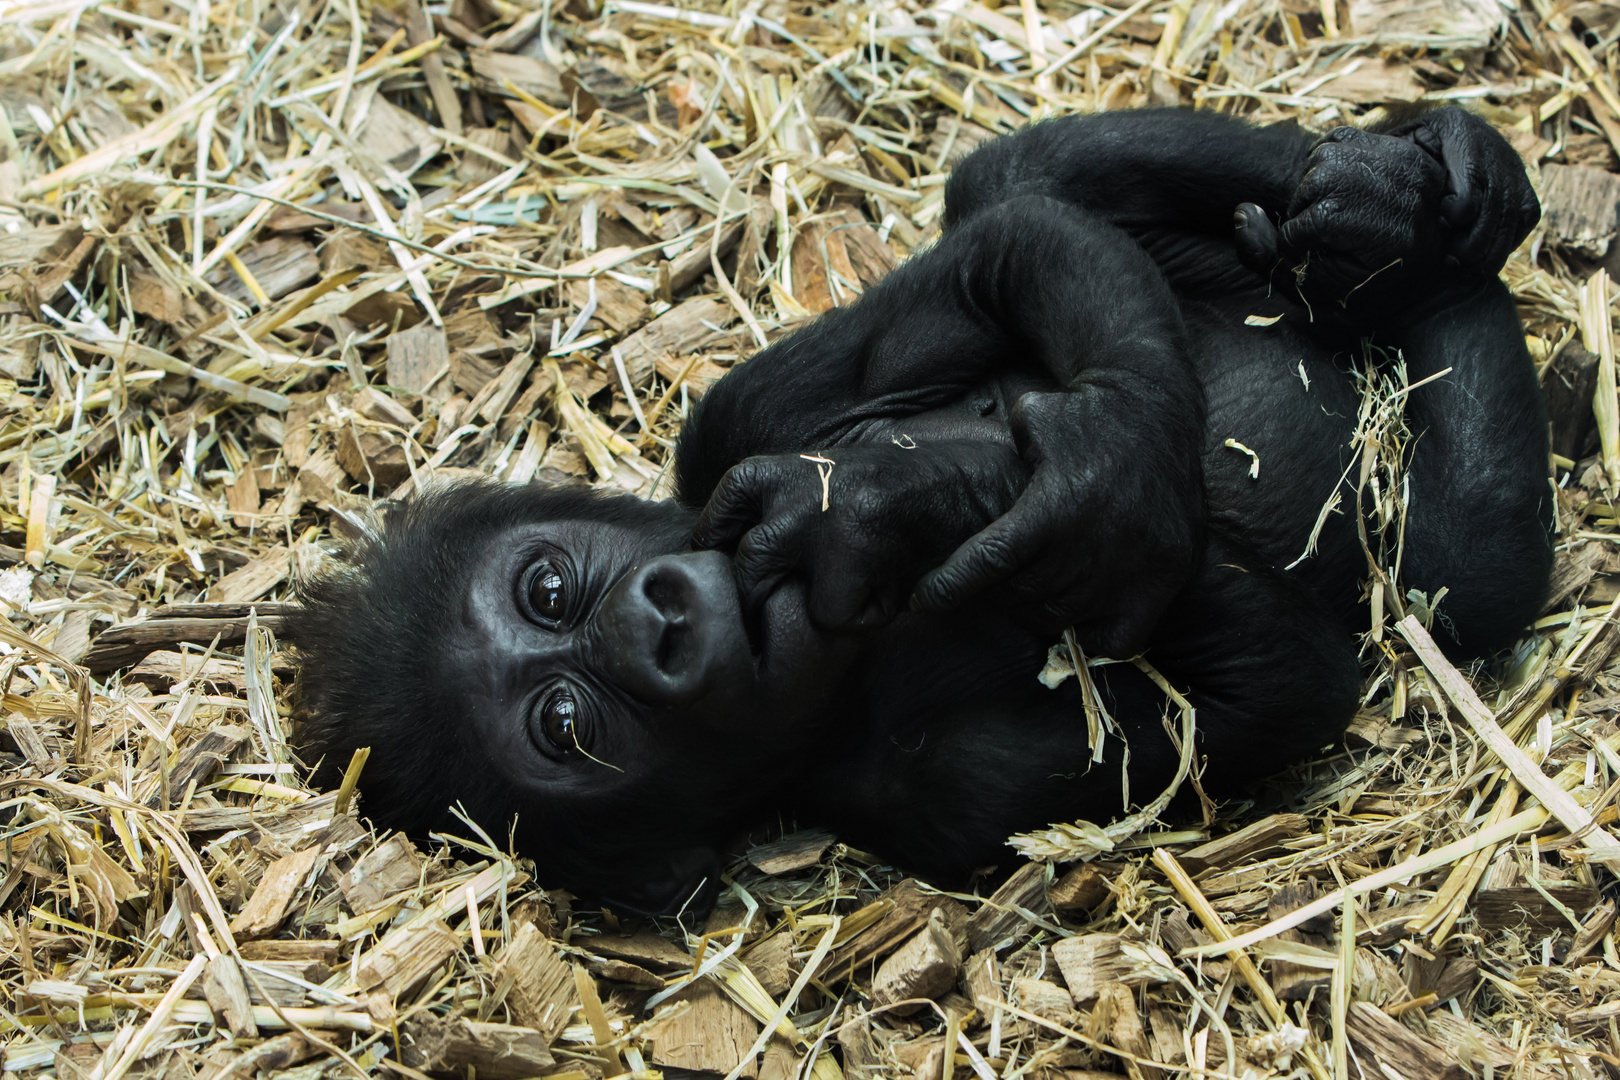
[{"xmin": 0, "ymin": 0, "xmax": 1618, "ymax": 1076}]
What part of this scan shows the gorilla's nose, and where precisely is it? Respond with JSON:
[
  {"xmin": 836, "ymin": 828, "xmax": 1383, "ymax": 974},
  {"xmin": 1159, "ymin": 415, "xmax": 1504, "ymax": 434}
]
[{"xmin": 596, "ymin": 551, "xmax": 741, "ymax": 706}]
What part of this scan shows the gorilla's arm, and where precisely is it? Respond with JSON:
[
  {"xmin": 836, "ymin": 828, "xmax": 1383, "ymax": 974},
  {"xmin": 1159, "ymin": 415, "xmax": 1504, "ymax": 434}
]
[
  {"xmin": 805, "ymin": 532, "xmax": 1360, "ymax": 879},
  {"xmin": 944, "ymin": 109, "xmax": 1310, "ymax": 237},
  {"xmin": 683, "ymin": 195, "xmax": 1205, "ymax": 656},
  {"xmin": 1388, "ymin": 279, "xmax": 1553, "ymax": 657}
]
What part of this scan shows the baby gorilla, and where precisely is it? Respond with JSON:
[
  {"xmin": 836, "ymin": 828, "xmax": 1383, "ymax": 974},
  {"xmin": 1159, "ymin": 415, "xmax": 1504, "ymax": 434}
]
[{"xmin": 293, "ymin": 106, "xmax": 1550, "ymax": 916}]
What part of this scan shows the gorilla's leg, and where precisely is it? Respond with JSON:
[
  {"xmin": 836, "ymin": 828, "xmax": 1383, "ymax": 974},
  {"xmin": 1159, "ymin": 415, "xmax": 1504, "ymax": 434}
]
[{"xmin": 1388, "ymin": 279, "xmax": 1553, "ymax": 657}]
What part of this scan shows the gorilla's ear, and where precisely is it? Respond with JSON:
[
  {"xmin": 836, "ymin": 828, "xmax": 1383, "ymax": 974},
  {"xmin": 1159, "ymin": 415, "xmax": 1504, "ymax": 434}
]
[{"xmin": 600, "ymin": 847, "xmax": 723, "ymax": 921}]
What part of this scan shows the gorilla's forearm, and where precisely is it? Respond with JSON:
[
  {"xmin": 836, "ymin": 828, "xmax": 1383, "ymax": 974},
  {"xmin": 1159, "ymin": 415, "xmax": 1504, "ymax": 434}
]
[
  {"xmin": 943, "ymin": 108, "xmax": 1311, "ymax": 236},
  {"xmin": 1389, "ymin": 278, "xmax": 1553, "ymax": 657},
  {"xmin": 680, "ymin": 196, "xmax": 1208, "ymax": 653}
]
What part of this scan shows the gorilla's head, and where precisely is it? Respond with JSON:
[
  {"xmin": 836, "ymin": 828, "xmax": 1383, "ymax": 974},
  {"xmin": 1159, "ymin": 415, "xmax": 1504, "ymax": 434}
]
[{"xmin": 291, "ymin": 480, "xmax": 857, "ymax": 916}]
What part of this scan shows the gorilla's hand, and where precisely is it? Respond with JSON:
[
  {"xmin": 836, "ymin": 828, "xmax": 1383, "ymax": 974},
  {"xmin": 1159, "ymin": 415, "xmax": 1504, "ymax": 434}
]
[
  {"xmin": 1236, "ymin": 127, "xmax": 1448, "ymax": 310},
  {"xmin": 692, "ymin": 442, "xmax": 1024, "ymax": 632},
  {"xmin": 1235, "ymin": 108, "xmax": 1538, "ymax": 320},
  {"xmin": 1383, "ymin": 106, "xmax": 1541, "ymax": 274},
  {"xmin": 912, "ymin": 390, "xmax": 1204, "ymax": 659}
]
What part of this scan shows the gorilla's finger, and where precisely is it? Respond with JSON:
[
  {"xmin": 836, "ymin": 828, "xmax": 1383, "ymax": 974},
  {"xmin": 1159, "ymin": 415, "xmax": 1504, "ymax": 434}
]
[
  {"xmin": 732, "ymin": 518, "xmax": 803, "ymax": 609},
  {"xmin": 911, "ymin": 514, "xmax": 1028, "ymax": 612},
  {"xmin": 693, "ymin": 462, "xmax": 776, "ymax": 550},
  {"xmin": 1276, "ymin": 202, "xmax": 1336, "ymax": 257},
  {"xmin": 1233, "ymin": 203, "xmax": 1280, "ymax": 271}
]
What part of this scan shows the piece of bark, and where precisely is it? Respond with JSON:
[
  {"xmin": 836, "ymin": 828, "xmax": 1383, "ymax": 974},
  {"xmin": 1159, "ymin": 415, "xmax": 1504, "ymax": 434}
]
[
  {"xmin": 338, "ymin": 833, "xmax": 426, "ymax": 913},
  {"xmin": 403, "ymin": 0, "xmax": 462, "ymax": 135},
  {"xmin": 151, "ymin": 724, "xmax": 249, "ymax": 808},
  {"xmin": 204, "ymin": 955, "xmax": 257, "ymax": 1039},
  {"xmin": 450, "ymin": 350, "xmax": 502, "ymax": 395},
  {"xmin": 666, "ymin": 217, "xmax": 747, "ymax": 294},
  {"xmin": 8, "ymin": 715, "xmax": 59, "ymax": 771},
  {"xmin": 353, "ymin": 386, "xmax": 417, "ymax": 428},
  {"xmin": 1267, "ymin": 882, "xmax": 1332, "ymax": 1002},
  {"xmin": 210, "ymin": 545, "xmax": 291, "ymax": 604},
  {"xmin": 1009, "ymin": 977, "xmax": 1075, "ymax": 1024},
  {"xmin": 588, "ymin": 928, "xmax": 692, "ymax": 972},
  {"xmin": 743, "ymin": 931, "xmax": 797, "ymax": 998},
  {"xmin": 966, "ymin": 861, "xmax": 1050, "ymax": 952},
  {"xmin": 961, "ymin": 948, "xmax": 1000, "ymax": 1020},
  {"xmin": 1178, "ymin": 813, "xmax": 1309, "ymax": 873},
  {"xmin": 386, "ymin": 323, "xmax": 452, "ymax": 403},
  {"xmin": 615, "ymin": 297, "xmax": 731, "ymax": 385},
  {"xmin": 643, "ymin": 980, "xmax": 759, "ymax": 1078},
  {"xmin": 654, "ymin": 353, "xmax": 729, "ymax": 398},
  {"xmin": 206, "ymin": 236, "xmax": 320, "ymax": 305},
  {"xmin": 471, "ymin": 353, "xmax": 537, "ymax": 425},
  {"xmin": 181, "ymin": 791, "xmax": 337, "ymax": 834},
  {"xmin": 788, "ymin": 209, "xmax": 897, "ymax": 314},
  {"xmin": 492, "ymin": 922, "xmax": 577, "ymax": 1043},
  {"xmin": 1098, "ymin": 981, "xmax": 1159, "ymax": 1080},
  {"xmin": 226, "ymin": 467, "xmax": 260, "ymax": 529},
  {"xmin": 872, "ymin": 908, "xmax": 963, "ymax": 1015},
  {"xmin": 356, "ymin": 917, "xmax": 462, "ymax": 1000},
  {"xmin": 230, "ymin": 844, "xmax": 323, "ymax": 939},
  {"xmin": 32, "ymin": 229, "xmax": 97, "ymax": 304},
  {"xmin": 1345, "ymin": 1000, "xmax": 1466, "ymax": 1080},
  {"xmin": 401, "ymin": 1015, "xmax": 553, "ymax": 1079},
  {"xmin": 1049, "ymin": 863, "xmax": 1114, "ymax": 913},
  {"xmin": 1403, "ymin": 952, "xmax": 1477, "ymax": 1005},
  {"xmin": 1545, "ymin": 341, "xmax": 1600, "ymax": 461},
  {"xmin": 126, "ymin": 651, "xmax": 251, "ymax": 692},
  {"xmin": 1347, "ymin": 0, "xmax": 1502, "ymax": 46},
  {"xmin": 1541, "ymin": 163, "xmax": 1620, "ymax": 256},
  {"xmin": 590, "ymin": 957, "xmax": 662, "ymax": 988},
  {"xmin": 820, "ymin": 880, "xmax": 968, "ymax": 985},
  {"xmin": 354, "ymin": 94, "xmax": 443, "ymax": 177},
  {"xmin": 456, "ymin": 127, "xmax": 516, "ymax": 185},
  {"xmin": 561, "ymin": 58, "xmax": 644, "ymax": 119},
  {"xmin": 130, "ymin": 271, "xmax": 183, "ymax": 323},
  {"xmin": 336, "ymin": 422, "xmax": 410, "ymax": 487},
  {"xmin": 1474, "ymin": 852, "xmax": 1599, "ymax": 930},
  {"xmin": 85, "ymin": 615, "xmax": 292, "ymax": 673},
  {"xmin": 237, "ymin": 939, "xmax": 344, "ymax": 965},
  {"xmin": 747, "ymin": 829, "xmax": 836, "ymax": 875},
  {"xmin": 1565, "ymin": 899, "xmax": 1617, "ymax": 965},
  {"xmin": 567, "ymin": 276, "xmax": 650, "ymax": 335},
  {"xmin": 470, "ymin": 52, "xmax": 569, "ymax": 107},
  {"xmin": 1052, "ymin": 934, "xmax": 1173, "ymax": 1006}
]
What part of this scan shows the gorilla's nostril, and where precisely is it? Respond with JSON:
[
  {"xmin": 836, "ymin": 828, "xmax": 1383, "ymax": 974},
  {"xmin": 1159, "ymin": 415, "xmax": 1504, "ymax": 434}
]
[{"xmin": 643, "ymin": 569, "xmax": 684, "ymax": 618}]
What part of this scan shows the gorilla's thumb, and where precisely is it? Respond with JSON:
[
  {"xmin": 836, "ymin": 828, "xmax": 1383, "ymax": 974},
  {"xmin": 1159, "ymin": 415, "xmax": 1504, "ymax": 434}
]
[
  {"xmin": 1233, "ymin": 203, "xmax": 1281, "ymax": 273},
  {"xmin": 912, "ymin": 519, "xmax": 1024, "ymax": 612}
]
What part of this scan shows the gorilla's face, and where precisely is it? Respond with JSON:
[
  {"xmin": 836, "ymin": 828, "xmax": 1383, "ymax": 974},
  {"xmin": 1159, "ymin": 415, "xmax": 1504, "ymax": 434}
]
[{"xmin": 442, "ymin": 517, "xmax": 861, "ymax": 913}]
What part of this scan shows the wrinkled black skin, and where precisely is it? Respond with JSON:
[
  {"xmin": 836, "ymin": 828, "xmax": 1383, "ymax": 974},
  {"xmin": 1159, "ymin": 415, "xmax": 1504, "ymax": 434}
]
[{"xmin": 294, "ymin": 107, "xmax": 1552, "ymax": 916}]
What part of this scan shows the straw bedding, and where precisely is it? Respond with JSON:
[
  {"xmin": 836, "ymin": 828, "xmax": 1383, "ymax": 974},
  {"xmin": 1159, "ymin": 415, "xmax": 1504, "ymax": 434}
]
[{"xmin": 0, "ymin": 0, "xmax": 1618, "ymax": 1076}]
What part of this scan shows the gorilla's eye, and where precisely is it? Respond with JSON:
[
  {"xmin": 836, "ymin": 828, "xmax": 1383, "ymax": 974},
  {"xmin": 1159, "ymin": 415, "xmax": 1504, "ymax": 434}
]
[
  {"xmin": 527, "ymin": 564, "xmax": 567, "ymax": 625},
  {"xmin": 535, "ymin": 688, "xmax": 581, "ymax": 755}
]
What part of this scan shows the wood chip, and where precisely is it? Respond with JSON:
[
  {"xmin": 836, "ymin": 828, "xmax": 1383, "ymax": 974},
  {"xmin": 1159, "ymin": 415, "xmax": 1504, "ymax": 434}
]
[
  {"xmin": 230, "ymin": 844, "xmax": 322, "ymax": 939},
  {"xmin": 400, "ymin": 1015, "xmax": 554, "ymax": 1079},
  {"xmin": 1345, "ymin": 1000, "xmax": 1466, "ymax": 1080},
  {"xmin": 643, "ymin": 980, "xmax": 759, "ymax": 1078},
  {"xmin": 746, "ymin": 829, "xmax": 836, "ymax": 875},
  {"xmin": 872, "ymin": 908, "xmax": 962, "ymax": 1015}
]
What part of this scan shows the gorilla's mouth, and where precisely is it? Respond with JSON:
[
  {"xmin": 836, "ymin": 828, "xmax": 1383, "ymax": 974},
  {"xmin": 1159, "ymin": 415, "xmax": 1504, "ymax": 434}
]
[{"xmin": 737, "ymin": 573, "xmax": 769, "ymax": 661}]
